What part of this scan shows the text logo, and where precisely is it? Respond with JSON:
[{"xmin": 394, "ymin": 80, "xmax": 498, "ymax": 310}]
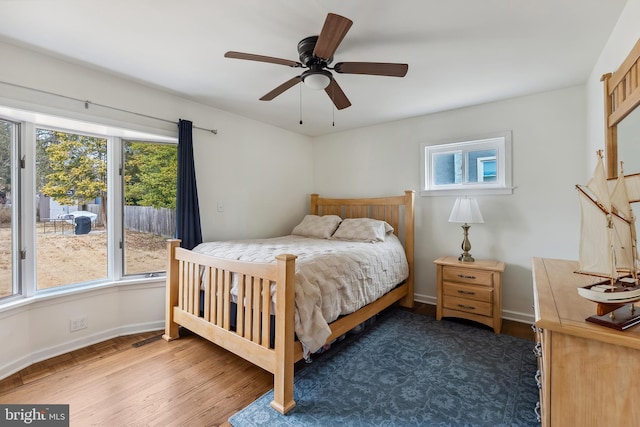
[{"xmin": 1, "ymin": 405, "xmax": 69, "ymax": 426}]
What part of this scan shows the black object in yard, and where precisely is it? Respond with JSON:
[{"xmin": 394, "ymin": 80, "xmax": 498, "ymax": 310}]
[{"xmin": 74, "ymin": 216, "xmax": 91, "ymax": 235}]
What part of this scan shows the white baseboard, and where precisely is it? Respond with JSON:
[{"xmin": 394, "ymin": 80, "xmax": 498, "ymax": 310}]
[
  {"xmin": 413, "ymin": 293, "xmax": 437, "ymax": 306},
  {"xmin": 502, "ymin": 311, "xmax": 535, "ymax": 324},
  {"xmin": 0, "ymin": 320, "xmax": 164, "ymax": 381},
  {"xmin": 413, "ymin": 293, "xmax": 534, "ymax": 325}
]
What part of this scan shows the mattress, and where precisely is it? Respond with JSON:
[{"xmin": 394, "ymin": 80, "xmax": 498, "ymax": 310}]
[{"xmin": 192, "ymin": 233, "xmax": 409, "ymax": 355}]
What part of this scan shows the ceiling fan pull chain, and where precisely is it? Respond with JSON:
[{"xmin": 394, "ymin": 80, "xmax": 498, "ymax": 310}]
[
  {"xmin": 332, "ymin": 84, "xmax": 335, "ymax": 126},
  {"xmin": 299, "ymin": 83, "xmax": 303, "ymax": 125}
]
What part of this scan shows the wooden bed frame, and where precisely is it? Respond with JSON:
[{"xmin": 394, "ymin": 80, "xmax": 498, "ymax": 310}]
[{"xmin": 162, "ymin": 190, "xmax": 415, "ymax": 414}]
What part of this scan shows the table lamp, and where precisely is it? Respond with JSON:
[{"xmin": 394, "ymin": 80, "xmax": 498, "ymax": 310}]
[{"xmin": 448, "ymin": 196, "xmax": 484, "ymax": 262}]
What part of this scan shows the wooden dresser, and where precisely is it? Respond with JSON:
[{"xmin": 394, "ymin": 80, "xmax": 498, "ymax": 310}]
[{"xmin": 532, "ymin": 257, "xmax": 640, "ymax": 426}]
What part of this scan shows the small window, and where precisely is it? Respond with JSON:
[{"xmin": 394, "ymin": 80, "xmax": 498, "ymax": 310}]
[{"xmin": 420, "ymin": 131, "xmax": 513, "ymax": 196}]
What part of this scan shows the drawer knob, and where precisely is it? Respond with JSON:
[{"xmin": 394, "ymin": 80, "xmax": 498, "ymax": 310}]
[
  {"xmin": 457, "ymin": 303, "xmax": 476, "ymax": 310},
  {"xmin": 457, "ymin": 274, "xmax": 476, "ymax": 280},
  {"xmin": 457, "ymin": 290, "xmax": 476, "ymax": 295},
  {"xmin": 535, "ymin": 370, "xmax": 542, "ymax": 389},
  {"xmin": 534, "ymin": 402, "xmax": 541, "ymax": 422}
]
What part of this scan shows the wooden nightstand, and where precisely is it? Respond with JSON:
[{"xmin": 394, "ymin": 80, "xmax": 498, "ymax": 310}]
[{"xmin": 434, "ymin": 256, "xmax": 505, "ymax": 333}]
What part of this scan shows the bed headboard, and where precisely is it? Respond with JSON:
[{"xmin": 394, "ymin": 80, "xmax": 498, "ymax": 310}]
[
  {"xmin": 309, "ymin": 190, "xmax": 415, "ymax": 304},
  {"xmin": 310, "ymin": 190, "xmax": 414, "ymax": 238}
]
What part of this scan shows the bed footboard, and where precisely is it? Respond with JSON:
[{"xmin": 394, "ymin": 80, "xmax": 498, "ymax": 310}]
[{"xmin": 162, "ymin": 239, "xmax": 298, "ymax": 414}]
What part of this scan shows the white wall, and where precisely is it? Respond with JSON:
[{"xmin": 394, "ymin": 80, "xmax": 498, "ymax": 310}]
[
  {"xmin": 312, "ymin": 86, "xmax": 586, "ymax": 322},
  {"xmin": 0, "ymin": 40, "xmax": 313, "ymax": 379}
]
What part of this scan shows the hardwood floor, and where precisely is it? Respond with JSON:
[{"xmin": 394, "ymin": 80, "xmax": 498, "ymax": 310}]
[{"xmin": 0, "ymin": 303, "xmax": 533, "ymax": 426}]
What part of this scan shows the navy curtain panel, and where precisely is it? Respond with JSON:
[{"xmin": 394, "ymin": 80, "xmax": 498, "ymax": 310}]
[{"xmin": 176, "ymin": 119, "xmax": 203, "ymax": 249}]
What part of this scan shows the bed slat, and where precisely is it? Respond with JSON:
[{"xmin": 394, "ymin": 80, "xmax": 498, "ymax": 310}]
[
  {"xmin": 323, "ymin": 205, "xmax": 341, "ymax": 216},
  {"xmin": 178, "ymin": 261, "xmax": 184, "ymax": 310},
  {"xmin": 213, "ymin": 268, "xmax": 219, "ymax": 324},
  {"xmin": 261, "ymin": 279, "xmax": 271, "ymax": 346},
  {"xmin": 223, "ymin": 270, "xmax": 231, "ymax": 330},
  {"xmin": 203, "ymin": 267, "xmax": 211, "ymax": 321},
  {"xmin": 236, "ymin": 275, "xmax": 245, "ymax": 336},
  {"xmin": 216, "ymin": 268, "xmax": 224, "ymax": 327},
  {"xmin": 345, "ymin": 205, "xmax": 367, "ymax": 218},
  {"xmin": 252, "ymin": 278, "xmax": 261, "ymax": 343},
  {"xmin": 194, "ymin": 262, "xmax": 200, "ymax": 314},
  {"xmin": 244, "ymin": 277, "xmax": 253, "ymax": 339}
]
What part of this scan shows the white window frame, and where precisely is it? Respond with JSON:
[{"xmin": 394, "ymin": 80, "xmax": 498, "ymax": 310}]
[
  {"xmin": 0, "ymin": 105, "xmax": 177, "ymax": 306},
  {"xmin": 420, "ymin": 131, "xmax": 513, "ymax": 196}
]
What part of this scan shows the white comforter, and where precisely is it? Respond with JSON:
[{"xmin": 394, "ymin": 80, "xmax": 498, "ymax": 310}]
[{"xmin": 192, "ymin": 234, "xmax": 409, "ymax": 355}]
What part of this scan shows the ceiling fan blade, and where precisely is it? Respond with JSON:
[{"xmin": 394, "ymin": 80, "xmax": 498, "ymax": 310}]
[
  {"xmin": 334, "ymin": 62, "xmax": 408, "ymax": 77},
  {"xmin": 259, "ymin": 76, "xmax": 302, "ymax": 101},
  {"xmin": 313, "ymin": 13, "xmax": 353, "ymax": 60},
  {"xmin": 324, "ymin": 79, "xmax": 351, "ymax": 110},
  {"xmin": 225, "ymin": 51, "xmax": 302, "ymax": 68}
]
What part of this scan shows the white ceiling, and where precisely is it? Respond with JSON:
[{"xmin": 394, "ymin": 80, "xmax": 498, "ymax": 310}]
[{"xmin": 0, "ymin": 0, "xmax": 628, "ymax": 137}]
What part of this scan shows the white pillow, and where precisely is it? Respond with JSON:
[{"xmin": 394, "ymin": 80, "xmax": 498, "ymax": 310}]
[
  {"xmin": 291, "ymin": 215, "xmax": 342, "ymax": 239},
  {"xmin": 331, "ymin": 218, "xmax": 392, "ymax": 242}
]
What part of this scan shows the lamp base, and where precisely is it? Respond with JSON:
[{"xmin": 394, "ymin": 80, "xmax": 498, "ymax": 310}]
[
  {"xmin": 458, "ymin": 252, "xmax": 475, "ymax": 263},
  {"xmin": 458, "ymin": 223, "xmax": 475, "ymax": 262}
]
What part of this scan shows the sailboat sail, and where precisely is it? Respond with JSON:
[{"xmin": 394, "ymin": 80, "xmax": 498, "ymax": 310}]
[
  {"xmin": 576, "ymin": 153, "xmax": 640, "ymax": 305},
  {"xmin": 586, "ymin": 154, "xmax": 612, "ymax": 212},
  {"xmin": 611, "ymin": 170, "xmax": 633, "ymax": 219},
  {"xmin": 576, "ymin": 185, "xmax": 617, "ymax": 279},
  {"xmin": 610, "ymin": 169, "xmax": 638, "ymax": 274},
  {"xmin": 611, "ymin": 213, "xmax": 635, "ymax": 272},
  {"xmin": 576, "ymin": 152, "xmax": 618, "ymax": 279}
]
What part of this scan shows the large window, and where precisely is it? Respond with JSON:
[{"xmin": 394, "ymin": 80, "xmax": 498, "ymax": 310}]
[
  {"xmin": 36, "ymin": 129, "xmax": 108, "ymax": 289},
  {"xmin": 421, "ymin": 132, "xmax": 513, "ymax": 196},
  {"xmin": 123, "ymin": 140, "xmax": 177, "ymax": 276},
  {"xmin": 0, "ymin": 109, "xmax": 177, "ymax": 302}
]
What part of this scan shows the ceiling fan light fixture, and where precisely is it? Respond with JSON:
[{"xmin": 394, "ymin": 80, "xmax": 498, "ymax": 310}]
[{"xmin": 302, "ymin": 70, "xmax": 332, "ymax": 90}]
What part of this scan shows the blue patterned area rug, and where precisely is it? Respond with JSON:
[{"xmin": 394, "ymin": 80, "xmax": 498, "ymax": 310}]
[{"xmin": 229, "ymin": 309, "xmax": 539, "ymax": 427}]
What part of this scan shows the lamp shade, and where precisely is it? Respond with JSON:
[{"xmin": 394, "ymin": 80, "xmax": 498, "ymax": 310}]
[{"xmin": 448, "ymin": 196, "xmax": 484, "ymax": 224}]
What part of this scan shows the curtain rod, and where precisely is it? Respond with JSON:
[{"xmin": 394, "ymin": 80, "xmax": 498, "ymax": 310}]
[{"xmin": 0, "ymin": 80, "xmax": 218, "ymax": 135}]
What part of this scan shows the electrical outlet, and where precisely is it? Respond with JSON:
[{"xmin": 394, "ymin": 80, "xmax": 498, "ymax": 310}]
[
  {"xmin": 216, "ymin": 201, "xmax": 224, "ymax": 212},
  {"xmin": 69, "ymin": 316, "xmax": 88, "ymax": 332}
]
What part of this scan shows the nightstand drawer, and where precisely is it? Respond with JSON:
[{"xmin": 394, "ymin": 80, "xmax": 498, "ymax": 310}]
[
  {"xmin": 443, "ymin": 295, "xmax": 492, "ymax": 317},
  {"xmin": 443, "ymin": 267, "xmax": 493, "ymax": 287},
  {"xmin": 443, "ymin": 282, "xmax": 493, "ymax": 303}
]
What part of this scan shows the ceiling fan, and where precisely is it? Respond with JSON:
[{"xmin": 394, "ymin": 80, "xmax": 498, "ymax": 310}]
[{"xmin": 224, "ymin": 13, "xmax": 408, "ymax": 110}]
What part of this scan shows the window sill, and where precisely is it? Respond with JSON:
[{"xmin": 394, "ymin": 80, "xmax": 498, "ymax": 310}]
[
  {"xmin": 420, "ymin": 187, "xmax": 515, "ymax": 197},
  {"xmin": 0, "ymin": 276, "xmax": 166, "ymax": 315}
]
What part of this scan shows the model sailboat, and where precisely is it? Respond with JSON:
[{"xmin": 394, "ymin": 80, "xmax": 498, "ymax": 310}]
[{"xmin": 575, "ymin": 151, "xmax": 640, "ymax": 329}]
